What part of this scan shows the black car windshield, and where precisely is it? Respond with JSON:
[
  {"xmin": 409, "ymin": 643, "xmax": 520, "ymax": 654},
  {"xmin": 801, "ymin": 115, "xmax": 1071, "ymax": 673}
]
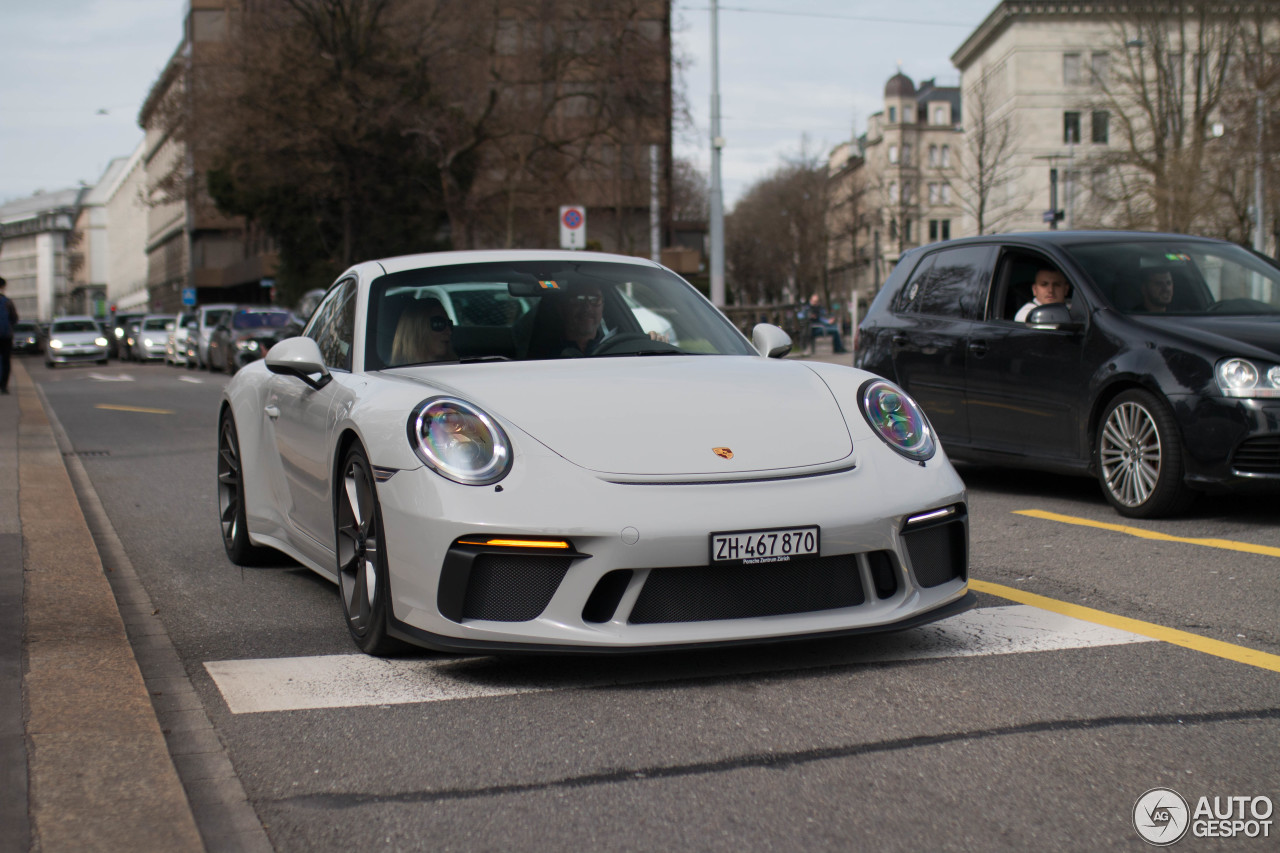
[
  {"xmin": 366, "ymin": 260, "xmax": 755, "ymax": 368},
  {"xmin": 232, "ymin": 311, "xmax": 292, "ymax": 329},
  {"xmin": 1065, "ymin": 240, "xmax": 1280, "ymax": 316},
  {"xmin": 51, "ymin": 320, "xmax": 99, "ymax": 333}
]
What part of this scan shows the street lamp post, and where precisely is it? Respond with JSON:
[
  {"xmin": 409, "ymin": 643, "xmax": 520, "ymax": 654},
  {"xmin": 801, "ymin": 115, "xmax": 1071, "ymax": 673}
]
[{"xmin": 709, "ymin": 0, "xmax": 725, "ymax": 306}]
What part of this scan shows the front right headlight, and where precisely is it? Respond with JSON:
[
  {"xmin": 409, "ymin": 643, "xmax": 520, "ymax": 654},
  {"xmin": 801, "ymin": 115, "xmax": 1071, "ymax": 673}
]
[
  {"xmin": 407, "ymin": 397, "xmax": 512, "ymax": 485},
  {"xmin": 49, "ymin": 339, "xmax": 64, "ymax": 350},
  {"xmin": 1216, "ymin": 358, "xmax": 1280, "ymax": 398},
  {"xmin": 858, "ymin": 378, "xmax": 936, "ymax": 462}
]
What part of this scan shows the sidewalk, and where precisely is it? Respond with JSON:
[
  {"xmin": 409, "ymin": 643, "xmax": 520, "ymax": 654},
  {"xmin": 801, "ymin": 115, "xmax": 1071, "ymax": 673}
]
[{"xmin": 1, "ymin": 359, "xmax": 202, "ymax": 853}]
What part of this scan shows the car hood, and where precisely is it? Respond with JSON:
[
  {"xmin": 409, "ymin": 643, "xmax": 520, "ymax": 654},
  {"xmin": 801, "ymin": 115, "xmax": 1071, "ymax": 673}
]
[
  {"xmin": 393, "ymin": 357, "xmax": 855, "ymax": 476},
  {"xmin": 50, "ymin": 332, "xmax": 103, "ymax": 344},
  {"xmin": 1130, "ymin": 315, "xmax": 1280, "ymax": 360}
]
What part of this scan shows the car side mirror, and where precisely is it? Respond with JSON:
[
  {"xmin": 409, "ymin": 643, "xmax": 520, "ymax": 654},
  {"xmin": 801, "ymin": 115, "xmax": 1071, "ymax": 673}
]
[
  {"xmin": 265, "ymin": 336, "xmax": 332, "ymax": 390},
  {"xmin": 752, "ymin": 323, "xmax": 792, "ymax": 358},
  {"xmin": 1026, "ymin": 304, "xmax": 1083, "ymax": 331}
]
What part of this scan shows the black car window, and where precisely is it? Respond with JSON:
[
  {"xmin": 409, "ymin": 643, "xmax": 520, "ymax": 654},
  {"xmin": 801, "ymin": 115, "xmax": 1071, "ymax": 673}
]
[
  {"xmin": 894, "ymin": 254, "xmax": 936, "ymax": 313},
  {"xmin": 306, "ymin": 278, "xmax": 357, "ymax": 370},
  {"xmin": 990, "ymin": 250, "xmax": 1087, "ymax": 322},
  {"xmin": 898, "ymin": 246, "xmax": 993, "ymax": 320}
]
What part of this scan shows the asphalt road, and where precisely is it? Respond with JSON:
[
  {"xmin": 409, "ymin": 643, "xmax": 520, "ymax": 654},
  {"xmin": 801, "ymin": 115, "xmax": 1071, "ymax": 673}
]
[{"xmin": 31, "ymin": 356, "xmax": 1280, "ymax": 852}]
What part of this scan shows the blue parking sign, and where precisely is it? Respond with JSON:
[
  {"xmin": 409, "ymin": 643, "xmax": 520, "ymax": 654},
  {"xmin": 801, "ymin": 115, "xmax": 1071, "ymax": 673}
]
[{"xmin": 182, "ymin": 288, "xmax": 197, "ymax": 306}]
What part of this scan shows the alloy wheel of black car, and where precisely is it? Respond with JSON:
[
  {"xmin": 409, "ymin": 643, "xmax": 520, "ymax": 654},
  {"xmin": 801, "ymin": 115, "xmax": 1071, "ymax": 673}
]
[
  {"xmin": 217, "ymin": 411, "xmax": 274, "ymax": 565},
  {"xmin": 335, "ymin": 446, "xmax": 407, "ymax": 656},
  {"xmin": 1096, "ymin": 389, "xmax": 1194, "ymax": 518}
]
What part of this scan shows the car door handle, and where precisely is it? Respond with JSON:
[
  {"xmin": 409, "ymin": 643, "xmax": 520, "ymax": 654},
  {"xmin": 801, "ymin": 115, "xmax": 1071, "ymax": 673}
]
[
  {"xmin": 264, "ymin": 405, "xmax": 280, "ymax": 419},
  {"xmin": 968, "ymin": 340, "xmax": 988, "ymax": 357}
]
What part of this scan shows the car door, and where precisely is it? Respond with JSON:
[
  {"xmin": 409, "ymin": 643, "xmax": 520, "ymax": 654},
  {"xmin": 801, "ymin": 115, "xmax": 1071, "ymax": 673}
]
[
  {"xmin": 888, "ymin": 245, "xmax": 996, "ymax": 447},
  {"xmin": 266, "ymin": 278, "xmax": 358, "ymax": 554},
  {"xmin": 964, "ymin": 246, "xmax": 1094, "ymax": 461}
]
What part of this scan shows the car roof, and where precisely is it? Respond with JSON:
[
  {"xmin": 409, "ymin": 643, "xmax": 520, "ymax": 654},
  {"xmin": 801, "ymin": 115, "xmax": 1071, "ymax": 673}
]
[
  {"xmin": 371, "ymin": 249, "xmax": 664, "ymax": 277},
  {"xmin": 51, "ymin": 315, "xmax": 99, "ymax": 324},
  {"xmin": 907, "ymin": 230, "xmax": 1235, "ymax": 255}
]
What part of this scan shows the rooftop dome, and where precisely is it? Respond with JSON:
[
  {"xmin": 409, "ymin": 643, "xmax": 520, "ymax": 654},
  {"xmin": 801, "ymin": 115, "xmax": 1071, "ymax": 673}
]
[{"xmin": 885, "ymin": 72, "xmax": 916, "ymax": 98}]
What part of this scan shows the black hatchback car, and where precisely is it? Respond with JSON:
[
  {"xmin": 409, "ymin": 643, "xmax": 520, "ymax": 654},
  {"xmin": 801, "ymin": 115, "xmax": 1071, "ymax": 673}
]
[{"xmin": 856, "ymin": 231, "xmax": 1280, "ymax": 518}]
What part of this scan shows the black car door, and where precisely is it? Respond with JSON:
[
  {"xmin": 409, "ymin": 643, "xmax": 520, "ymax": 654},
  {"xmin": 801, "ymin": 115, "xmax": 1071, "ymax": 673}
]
[
  {"xmin": 964, "ymin": 247, "xmax": 1093, "ymax": 462},
  {"xmin": 887, "ymin": 245, "xmax": 996, "ymax": 447}
]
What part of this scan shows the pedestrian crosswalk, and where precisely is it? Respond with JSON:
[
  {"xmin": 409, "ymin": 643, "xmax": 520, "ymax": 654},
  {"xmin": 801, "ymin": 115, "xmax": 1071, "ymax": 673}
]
[{"xmin": 205, "ymin": 605, "xmax": 1156, "ymax": 714}]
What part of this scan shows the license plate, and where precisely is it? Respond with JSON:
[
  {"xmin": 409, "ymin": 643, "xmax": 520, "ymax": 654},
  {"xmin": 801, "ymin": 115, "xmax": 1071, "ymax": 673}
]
[{"xmin": 710, "ymin": 526, "xmax": 819, "ymax": 565}]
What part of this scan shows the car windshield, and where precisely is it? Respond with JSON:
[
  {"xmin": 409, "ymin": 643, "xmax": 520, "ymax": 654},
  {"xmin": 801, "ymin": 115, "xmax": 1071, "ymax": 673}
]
[
  {"xmin": 15, "ymin": 322, "xmax": 38, "ymax": 333},
  {"xmin": 1065, "ymin": 240, "xmax": 1280, "ymax": 316},
  {"xmin": 232, "ymin": 311, "xmax": 291, "ymax": 329},
  {"xmin": 365, "ymin": 260, "xmax": 755, "ymax": 368},
  {"xmin": 51, "ymin": 320, "xmax": 99, "ymax": 334},
  {"xmin": 142, "ymin": 318, "xmax": 171, "ymax": 331}
]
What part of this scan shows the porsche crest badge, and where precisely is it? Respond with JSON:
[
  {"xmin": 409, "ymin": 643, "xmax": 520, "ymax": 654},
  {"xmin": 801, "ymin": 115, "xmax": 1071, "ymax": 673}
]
[{"xmin": 713, "ymin": 447, "xmax": 734, "ymax": 460}]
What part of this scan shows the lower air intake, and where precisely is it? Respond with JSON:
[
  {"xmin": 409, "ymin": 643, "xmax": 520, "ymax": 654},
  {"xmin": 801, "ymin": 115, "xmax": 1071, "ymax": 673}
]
[
  {"xmin": 461, "ymin": 554, "xmax": 572, "ymax": 622},
  {"xmin": 629, "ymin": 555, "xmax": 865, "ymax": 624},
  {"xmin": 902, "ymin": 520, "xmax": 966, "ymax": 588}
]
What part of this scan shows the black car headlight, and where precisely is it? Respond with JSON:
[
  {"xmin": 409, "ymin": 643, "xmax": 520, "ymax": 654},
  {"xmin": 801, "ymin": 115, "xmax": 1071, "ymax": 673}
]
[
  {"xmin": 858, "ymin": 378, "xmax": 936, "ymax": 462},
  {"xmin": 1215, "ymin": 358, "xmax": 1280, "ymax": 398},
  {"xmin": 407, "ymin": 397, "xmax": 512, "ymax": 485}
]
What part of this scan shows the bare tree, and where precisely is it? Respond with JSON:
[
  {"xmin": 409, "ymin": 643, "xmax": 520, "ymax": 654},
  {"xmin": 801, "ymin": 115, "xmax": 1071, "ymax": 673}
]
[{"xmin": 950, "ymin": 72, "xmax": 1025, "ymax": 235}]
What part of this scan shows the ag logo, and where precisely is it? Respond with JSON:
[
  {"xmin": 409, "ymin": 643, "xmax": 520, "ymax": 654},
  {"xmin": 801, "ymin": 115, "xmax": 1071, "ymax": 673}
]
[
  {"xmin": 712, "ymin": 447, "xmax": 734, "ymax": 460},
  {"xmin": 1134, "ymin": 787, "xmax": 1190, "ymax": 846}
]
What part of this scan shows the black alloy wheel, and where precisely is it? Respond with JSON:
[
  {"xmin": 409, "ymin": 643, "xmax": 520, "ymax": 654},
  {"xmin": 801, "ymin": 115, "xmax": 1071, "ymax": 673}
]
[
  {"xmin": 1096, "ymin": 389, "xmax": 1195, "ymax": 518},
  {"xmin": 217, "ymin": 410, "xmax": 274, "ymax": 564},
  {"xmin": 335, "ymin": 446, "xmax": 408, "ymax": 656}
]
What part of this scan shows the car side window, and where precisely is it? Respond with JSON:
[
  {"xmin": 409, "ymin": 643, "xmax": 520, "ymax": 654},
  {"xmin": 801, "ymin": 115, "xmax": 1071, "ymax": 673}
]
[
  {"xmin": 307, "ymin": 278, "xmax": 357, "ymax": 371},
  {"xmin": 897, "ymin": 246, "xmax": 994, "ymax": 320},
  {"xmin": 991, "ymin": 251, "xmax": 1088, "ymax": 322}
]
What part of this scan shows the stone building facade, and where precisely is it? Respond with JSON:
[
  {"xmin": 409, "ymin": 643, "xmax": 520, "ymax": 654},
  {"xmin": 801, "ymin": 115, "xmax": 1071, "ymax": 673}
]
[{"xmin": 0, "ymin": 188, "xmax": 85, "ymax": 322}]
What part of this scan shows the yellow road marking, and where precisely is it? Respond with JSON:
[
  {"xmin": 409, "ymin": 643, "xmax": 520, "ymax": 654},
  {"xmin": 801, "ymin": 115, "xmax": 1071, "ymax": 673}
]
[
  {"xmin": 1014, "ymin": 509, "xmax": 1280, "ymax": 559},
  {"xmin": 94, "ymin": 404, "xmax": 175, "ymax": 415},
  {"xmin": 970, "ymin": 579, "xmax": 1280, "ymax": 674}
]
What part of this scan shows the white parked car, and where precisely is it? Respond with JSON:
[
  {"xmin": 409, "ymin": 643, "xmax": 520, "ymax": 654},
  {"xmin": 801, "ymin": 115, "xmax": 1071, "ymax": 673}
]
[
  {"xmin": 219, "ymin": 251, "xmax": 972, "ymax": 655},
  {"xmin": 166, "ymin": 310, "xmax": 197, "ymax": 366},
  {"xmin": 191, "ymin": 303, "xmax": 236, "ymax": 369},
  {"xmin": 132, "ymin": 314, "xmax": 176, "ymax": 361},
  {"xmin": 45, "ymin": 316, "xmax": 109, "ymax": 368}
]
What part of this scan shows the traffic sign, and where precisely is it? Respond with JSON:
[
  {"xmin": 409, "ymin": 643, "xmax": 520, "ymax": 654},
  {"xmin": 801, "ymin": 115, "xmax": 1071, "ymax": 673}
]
[
  {"xmin": 560, "ymin": 205, "xmax": 586, "ymax": 249},
  {"xmin": 182, "ymin": 288, "xmax": 197, "ymax": 306}
]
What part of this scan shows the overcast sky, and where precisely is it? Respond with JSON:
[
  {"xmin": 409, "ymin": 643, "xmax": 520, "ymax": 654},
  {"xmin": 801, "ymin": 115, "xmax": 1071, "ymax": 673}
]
[{"xmin": 0, "ymin": 0, "xmax": 999, "ymax": 210}]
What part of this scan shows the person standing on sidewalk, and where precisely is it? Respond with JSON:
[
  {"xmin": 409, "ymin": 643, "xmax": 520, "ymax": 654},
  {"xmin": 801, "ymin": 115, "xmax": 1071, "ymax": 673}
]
[{"xmin": 0, "ymin": 276, "xmax": 17, "ymax": 394}]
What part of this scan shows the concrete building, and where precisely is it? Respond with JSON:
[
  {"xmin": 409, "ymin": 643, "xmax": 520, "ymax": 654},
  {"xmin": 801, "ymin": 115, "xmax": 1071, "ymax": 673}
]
[
  {"xmin": 101, "ymin": 140, "xmax": 151, "ymax": 313},
  {"xmin": 67, "ymin": 157, "xmax": 133, "ymax": 318},
  {"xmin": 0, "ymin": 188, "xmax": 86, "ymax": 322}
]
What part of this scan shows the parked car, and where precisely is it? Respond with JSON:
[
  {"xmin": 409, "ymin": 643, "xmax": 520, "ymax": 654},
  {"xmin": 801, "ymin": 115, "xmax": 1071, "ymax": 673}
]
[
  {"xmin": 107, "ymin": 312, "xmax": 145, "ymax": 359},
  {"xmin": 218, "ymin": 250, "xmax": 973, "ymax": 656},
  {"xmin": 207, "ymin": 307, "xmax": 298, "ymax": 374},
  {"xmin": 131, "ymin": 314, "xmax": 176, "ymax": 361},
  {"xmin": 12, "ymin": 321, "xmax": 42, "ymax": 355},
  {"xmin": 190, "ymin": 303, "xmax": 237, "ymax": 369},
  {"xmin": 856, "ymin": 231, "xmax": 1280, "ymax": 518},
  {"xmin": 166, "ymin": 310, "xmax": 197, "ymax": 366},
  {"xmin": 45, "ymin": 316, "xmax": 109, "ymax": 368}
]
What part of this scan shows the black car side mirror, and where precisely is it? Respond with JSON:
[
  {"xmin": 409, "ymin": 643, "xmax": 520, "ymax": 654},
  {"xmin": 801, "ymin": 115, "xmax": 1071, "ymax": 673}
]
[{"xmin": 1026, "ymin": 304, "xmax": 1083, "ymax": 331}]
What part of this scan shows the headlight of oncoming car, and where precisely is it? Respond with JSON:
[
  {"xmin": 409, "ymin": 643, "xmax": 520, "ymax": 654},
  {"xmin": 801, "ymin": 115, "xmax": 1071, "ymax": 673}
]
[
  {"xmin": 49, "ymin": 339, "xmax": 64, "ymax": 349},
  {"xmin": 858, "ymin": 378, "xmax": 936, "ymax": 462},
  {"xmin": 1215, "ymin": 358, "xmax": 1280, "ymax": 398},
  {"xmin": 95, "ymin": 337, "xmax": 108, "ymax": 347},
  {"xmin": 407, "ymin": 397, "xmax": 512, "ymax": 485}
]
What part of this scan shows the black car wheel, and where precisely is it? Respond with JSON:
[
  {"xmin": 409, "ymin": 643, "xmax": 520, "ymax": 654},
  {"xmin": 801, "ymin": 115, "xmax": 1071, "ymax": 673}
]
[
  {"xmin": 335, "ymin": 445, "xmax": 407, "ymax": 656},
  {"xmin": 217, "ymin": 410, "xmax": 275, "ymax": 565},
  {"xmin": 1096, "ymin": 389, "xmax": 1195, "ymax": 518}
]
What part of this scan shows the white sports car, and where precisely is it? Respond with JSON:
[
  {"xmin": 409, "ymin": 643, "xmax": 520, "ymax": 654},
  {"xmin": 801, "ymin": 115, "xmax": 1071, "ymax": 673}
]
[{"xmin": 219, "ymin": 250, "xmax": 974, "ymax": 655}]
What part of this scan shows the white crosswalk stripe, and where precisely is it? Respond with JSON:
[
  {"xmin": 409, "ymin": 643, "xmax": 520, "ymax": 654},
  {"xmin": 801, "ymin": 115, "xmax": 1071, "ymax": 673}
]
[{"xmin": 205, "ymin": 605, "xmax": 1156, "ymax": 714}]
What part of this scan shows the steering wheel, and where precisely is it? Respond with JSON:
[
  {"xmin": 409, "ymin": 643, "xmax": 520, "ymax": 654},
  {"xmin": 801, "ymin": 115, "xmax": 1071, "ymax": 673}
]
[{"xmin": 590, "ymin": 332, "xmax": 681, "ymax": 356}]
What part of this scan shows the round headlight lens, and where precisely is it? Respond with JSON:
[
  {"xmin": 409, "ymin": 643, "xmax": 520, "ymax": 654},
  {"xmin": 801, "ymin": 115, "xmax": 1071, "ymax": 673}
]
[
  {"xmin": 407, "ymin": 397, "xmax": 511, "ymax": 485},
  {"xmin": 859, "ymin": 378, "xmax": 936, "ymax": 462},
  {"xmin": 1216, "ymin": 358, "xmax": 1259, "ymax": 394},
  {"xmin": 49, "ymin": 339, "xmax": 64, "ymax": 349},
  {"xmin": 95, "ymin": 337, "xmax": 108, "ymax": 347},
  {"xmin": 1268, "ymin": 366, "xmax": 1280, "ymax": 389}
]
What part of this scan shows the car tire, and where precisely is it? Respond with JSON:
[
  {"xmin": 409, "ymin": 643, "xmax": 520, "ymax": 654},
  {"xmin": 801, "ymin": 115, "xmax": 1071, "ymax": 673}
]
[
  {"xmin": 335, "ymin": 445, "xmax": 409, "ymax": 656},
  {"xmin": 217, "ymin": 410, "xmax": 276, "ymax": 566},
  {"xmin": 1096, "ymin": 389, "xmax": 1195, "ymax": 518}
]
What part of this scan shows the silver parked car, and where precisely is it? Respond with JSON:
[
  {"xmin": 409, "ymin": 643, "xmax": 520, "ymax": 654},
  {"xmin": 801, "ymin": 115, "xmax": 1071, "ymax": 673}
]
[
  {"xmin": 166, "ymin": 310, "xmax": 197, "ymax": 366},
  {"xmin": 45, "ymin": 316, "xmax": 109, "ymax": 368},
  {"xmin": 132, "ymin": 314, "xmax": 176, "ymax": 361}
]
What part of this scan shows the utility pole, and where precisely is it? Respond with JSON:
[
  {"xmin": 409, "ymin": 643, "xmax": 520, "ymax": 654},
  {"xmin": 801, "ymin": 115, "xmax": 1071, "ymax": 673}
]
[
  {"xmin": 1255, "ymin": 88, "xmax": 1266, "ymax": 253},
  {"xmin": 709, "ymin": 0, "xmax": 725, "ymax": 306}
]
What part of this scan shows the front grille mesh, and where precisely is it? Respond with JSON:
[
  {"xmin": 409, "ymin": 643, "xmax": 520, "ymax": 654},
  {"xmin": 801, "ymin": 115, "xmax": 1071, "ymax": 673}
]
[
  {"xmin": 629, "ymin": 555, "xmax": 865, "ymax": 624},
  {"xmin": 1233, "ymin": 436, "xmax": 1280, "ymax": 475},
  {"xmin": 902, "ymin": 521, "xmax": 966, "ymax": 588},
  {"xmin": 461, "ymin": 554, "xmax": 572, "ymax": 622}
]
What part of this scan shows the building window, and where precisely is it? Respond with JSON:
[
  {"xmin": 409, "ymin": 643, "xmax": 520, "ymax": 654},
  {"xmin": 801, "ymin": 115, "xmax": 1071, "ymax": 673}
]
[
  {"xmin": 928, "ymin": 183, "xmax": 939, "ymax": 204},
  {"xmin": 888, "ymin": 106, "xmax": 897, "ymax": 123},
  {"xmin": 929, "ymin": 145, "xmax": 938, "ymax": 166},
  {"xmin": 929, "ymin": 220, "xmax": 938, "ymax": 241},
  {"xmin": 941, "ymin": 184, "xmax": 951, "ymax": 204},
  {"xmin": 941, "ymin": 145, "xmax": 951, "ymax": 167},
  {"xmin": 889, "ymin": 145, "xmax": 899, "ymax": 164},
  {"xmin": 933, "ymin": 105, "xmax": 949, "ymax": 125},
  {"xmin": 1092, "ymin": 111, "xmax": 1109, "ymax": 144},
  {"xmin": 903, "ymin": 105, "xmax": 914, "ymax": 123},
  {"xmin": 903, "ymin": 180, "xmax": 913, "ymax": 202},
  {"xmin": 1091, "ymin": 51, "xmax": 1109, "ymax": 86},
  {"xmin": 902, "ymin": 143, "xmax": 912, "ymax": 164},
  {"xmin": 889, "ymin": 181, "xmax": 899, "ymax": 203},
  {"xmin": 1063, "ymin": 52, "xmax": 1082, "ymax": 85},
  {"xmin": 904, "ymin": 219, "xmax": 912, "ymax": 242},
  {"xmin": 1064, "ymin": 111, "xmax": 1081, "ymax": 144},
  {"xmin": 928, "ymin": 219, "xmax": 952, "ymax": 241}
]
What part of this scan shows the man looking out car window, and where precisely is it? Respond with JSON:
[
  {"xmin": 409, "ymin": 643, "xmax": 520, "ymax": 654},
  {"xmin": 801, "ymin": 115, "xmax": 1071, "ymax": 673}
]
[{"xmin": 1014, "ymin": 268, "xmax": 1070, "ymax": 322}]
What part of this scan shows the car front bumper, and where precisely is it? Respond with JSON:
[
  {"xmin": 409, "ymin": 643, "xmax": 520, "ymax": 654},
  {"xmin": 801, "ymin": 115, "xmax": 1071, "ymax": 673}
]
[
  {"xmin": 374, "ymin": 438, "xmax": 971, "ymax": 652},
  {"xmin": 47, "ymin": 345, "xmax": 108, "ymax": 365},
  {"xmin": 1171, "ymin": 394, "xmax": 1280, "ymax": 492}
]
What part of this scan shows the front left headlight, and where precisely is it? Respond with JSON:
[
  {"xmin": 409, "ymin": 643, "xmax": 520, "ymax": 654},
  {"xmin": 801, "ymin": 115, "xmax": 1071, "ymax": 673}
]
[
  {"xmin": 1215, "ymin": 358, "xmax": 1280, "ymax": 398},
  {"xmin": 407, "ymin": 397, "xmax": 512, "ymax": 485},
  {"xmin": 858, "ymin": 378, "xmax": 936, "ymax": 462},
  {"xmin": 49, "ymin": 339, "xmax": 63, "ymax": 350},
  {"xmin": 95, "ymin": 337, "xmax": 108, "ymax": 347}
]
